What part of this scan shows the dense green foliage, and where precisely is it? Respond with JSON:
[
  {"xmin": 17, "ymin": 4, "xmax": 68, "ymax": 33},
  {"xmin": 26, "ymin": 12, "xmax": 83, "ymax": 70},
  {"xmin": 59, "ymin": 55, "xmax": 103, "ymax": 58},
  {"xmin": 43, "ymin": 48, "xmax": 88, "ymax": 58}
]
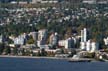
[{"xmin": 0, "ymin": 4, "xmax": 108, "ymax": 48}]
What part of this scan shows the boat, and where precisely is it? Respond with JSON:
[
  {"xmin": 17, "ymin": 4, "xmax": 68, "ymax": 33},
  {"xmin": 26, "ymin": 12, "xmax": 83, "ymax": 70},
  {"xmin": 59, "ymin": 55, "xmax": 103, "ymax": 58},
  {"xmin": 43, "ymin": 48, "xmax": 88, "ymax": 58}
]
[
  {"xmin": 68, "ymin": 55, "xmax": 92, "ymax": 62},
  {"xmin": 68, "ymin": 58, "xmax": 92, "ymax": 62}
]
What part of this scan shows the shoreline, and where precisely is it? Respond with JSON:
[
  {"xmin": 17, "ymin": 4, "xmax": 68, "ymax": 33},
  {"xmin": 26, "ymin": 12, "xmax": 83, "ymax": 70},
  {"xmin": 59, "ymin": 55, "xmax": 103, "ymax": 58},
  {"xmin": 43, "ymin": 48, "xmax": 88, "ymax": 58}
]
[
  {"xmin": 0, "ymin": 55, "xmax": 68, "ymax": 60},
  {"xmin": 0, "ymin": 55, "xmax": 106, "ymax": 62},
  {"xmin": 1, "ymin": 55, "xmax": 107, "ymax": 62}
]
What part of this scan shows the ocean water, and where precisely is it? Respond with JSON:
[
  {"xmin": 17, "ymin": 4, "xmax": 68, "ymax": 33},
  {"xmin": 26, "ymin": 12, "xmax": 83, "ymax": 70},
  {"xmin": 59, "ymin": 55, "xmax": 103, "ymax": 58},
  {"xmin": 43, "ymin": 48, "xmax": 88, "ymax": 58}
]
[{"xmin": 0, "ymin": 57, "xmax": 108, "ymax": 71}]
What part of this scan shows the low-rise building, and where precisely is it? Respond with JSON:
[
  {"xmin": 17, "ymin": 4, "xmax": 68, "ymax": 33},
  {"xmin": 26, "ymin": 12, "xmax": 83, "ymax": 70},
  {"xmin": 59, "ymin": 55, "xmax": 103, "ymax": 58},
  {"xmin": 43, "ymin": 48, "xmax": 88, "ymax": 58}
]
[
  {"xmin": 58, "ymin": 37, "xmax": 76, "ymax": 49},
  {"xmin": 49, "ymin": 32, "xmax": 59, "ymax": 47},
  {"xmin": 38, "ymin": 29, "xmax": 47, "ymax": 46},
  {"xmin": 14, "ymin": 35, "xmax": 26, "ymax": 45},
  {"xmin": 80, "ymin": 40, "xmax": 99, "ymax": 52}
]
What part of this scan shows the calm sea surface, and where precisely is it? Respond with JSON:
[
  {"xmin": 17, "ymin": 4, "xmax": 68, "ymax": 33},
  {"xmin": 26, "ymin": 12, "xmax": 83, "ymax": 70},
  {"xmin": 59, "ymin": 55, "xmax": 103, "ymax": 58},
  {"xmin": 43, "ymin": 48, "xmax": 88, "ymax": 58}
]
[{"xmin": 0, "ymin": 57, "xmax": 108, "ymax": 71}]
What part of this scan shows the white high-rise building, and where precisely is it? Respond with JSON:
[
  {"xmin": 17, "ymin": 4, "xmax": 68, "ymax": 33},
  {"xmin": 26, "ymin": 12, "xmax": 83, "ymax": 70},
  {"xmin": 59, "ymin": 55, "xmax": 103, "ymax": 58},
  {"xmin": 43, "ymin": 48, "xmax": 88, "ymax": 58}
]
[
  {"xmin": 81, "ymin": 30, "xmax": 84, "ymax": 42},
  {"xmin": 81, "ymin": 28, "xmax": 87, "ymax": 42},
  {"xmin": 84, "ymin": 28, "xmax": 87, "ymax": 42},
  {"xmin": 80, "ymin": 28, "xmax": 87, "ymax": 50},
  {"xmin": 86, "ymin": 40, "xmax": 91, "ymax": 51},
  {"xmin": 80, "ymin": 28, "xmax": 99, "ymax": 52}
]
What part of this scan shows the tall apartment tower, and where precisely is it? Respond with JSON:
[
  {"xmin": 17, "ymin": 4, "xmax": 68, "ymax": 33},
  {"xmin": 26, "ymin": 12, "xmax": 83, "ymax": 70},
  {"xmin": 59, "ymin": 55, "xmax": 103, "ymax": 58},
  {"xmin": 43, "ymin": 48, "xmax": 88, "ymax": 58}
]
[
  {"xmin": 81, "ymin": 28, "xmax": 87, "ymax": 42},
  {"xmin": 83, "ymin": 28, "xmax": 87, "ymax": 42},
  {"xmin": 81, "ymin": 30, "xmax": 84, "ymax": 42}
]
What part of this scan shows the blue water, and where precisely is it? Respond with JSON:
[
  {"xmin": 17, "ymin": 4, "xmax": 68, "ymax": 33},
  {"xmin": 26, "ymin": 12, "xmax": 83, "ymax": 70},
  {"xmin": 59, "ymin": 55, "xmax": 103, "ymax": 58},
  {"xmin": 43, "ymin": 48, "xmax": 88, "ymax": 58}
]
[{"xmin": 0, "ymin": 57, "xmax": 108, "ymax": 71}]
